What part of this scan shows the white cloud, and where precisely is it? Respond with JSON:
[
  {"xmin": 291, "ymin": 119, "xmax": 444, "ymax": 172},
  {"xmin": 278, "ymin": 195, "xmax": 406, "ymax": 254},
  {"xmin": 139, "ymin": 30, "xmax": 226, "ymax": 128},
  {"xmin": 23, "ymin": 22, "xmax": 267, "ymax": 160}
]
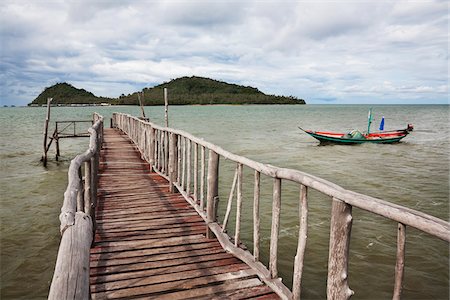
[{"xmin": 0, "ymin": 0, "xmax": 448, "ymax": 105}]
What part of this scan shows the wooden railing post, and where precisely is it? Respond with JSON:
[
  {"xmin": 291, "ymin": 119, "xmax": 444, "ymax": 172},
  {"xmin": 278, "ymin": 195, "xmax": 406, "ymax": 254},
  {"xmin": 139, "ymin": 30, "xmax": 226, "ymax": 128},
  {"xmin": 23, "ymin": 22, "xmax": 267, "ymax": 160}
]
[
  {"xmin": 292, "ymin": 184, "xmax": 308, "ymax": 299},
  {"xmin": 168, "ymin": 133, "xmax": 178, "ymax": 193},
  {"xmin": 253, "ymin": 171, "xmax": 261, "ymax": 261},
  {"xmin": 327, "ymin": 197, "xmax": 354, "ymax": 299},
  {"xmin": 206, "ymin": 150, "xmax": 219, "ymax": 239},
  {"xmin": 393, "ymin": 223, "xmax": 406, "ymax": 300},
  {"xmin": 149, "ymin": 127, "xmax": 155, "ymax": 171},
  {"xmin": 269, "ymin": 178, "xmax": 282, "ymax": 278},
  {"xmin": 235, "ymin": 163, "xmax": 243, "ymax": 247}
]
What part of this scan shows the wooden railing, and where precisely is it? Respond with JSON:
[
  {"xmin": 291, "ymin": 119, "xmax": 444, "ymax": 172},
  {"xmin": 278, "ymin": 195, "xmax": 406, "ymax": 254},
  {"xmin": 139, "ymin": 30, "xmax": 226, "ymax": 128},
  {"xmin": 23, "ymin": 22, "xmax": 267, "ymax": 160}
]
[
  {"xmin": 111, "ymin": 113, "xmax": 449, "ymax": 300},
  {"xmin": 48, "ymin": 113, "xmax": 104, "ymax": 300}
]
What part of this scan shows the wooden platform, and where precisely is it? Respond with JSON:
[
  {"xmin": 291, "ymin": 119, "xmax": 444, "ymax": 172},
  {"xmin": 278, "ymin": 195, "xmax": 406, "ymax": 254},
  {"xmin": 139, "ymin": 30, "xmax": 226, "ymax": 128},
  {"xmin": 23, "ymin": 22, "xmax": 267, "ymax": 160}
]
[{"xmin": 90, "ymin": 128, "xmax": 279, "ymax": 299}]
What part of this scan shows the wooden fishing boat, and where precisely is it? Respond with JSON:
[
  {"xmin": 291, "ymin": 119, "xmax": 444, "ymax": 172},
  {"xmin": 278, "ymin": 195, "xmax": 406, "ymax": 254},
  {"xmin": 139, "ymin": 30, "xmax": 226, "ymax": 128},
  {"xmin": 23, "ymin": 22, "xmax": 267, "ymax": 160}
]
[
  {"xmin": 300, "ymin": 109, "xmax": 413, "ymax": 144},
  {"xmin": 300, "ymin": 125, "xmax": 413, "ymax": 144}
]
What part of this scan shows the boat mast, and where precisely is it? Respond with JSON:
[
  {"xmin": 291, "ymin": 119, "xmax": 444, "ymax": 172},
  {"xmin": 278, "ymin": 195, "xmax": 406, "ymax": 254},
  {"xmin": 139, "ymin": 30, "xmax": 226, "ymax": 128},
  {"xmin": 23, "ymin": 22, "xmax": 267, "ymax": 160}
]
[{"xmin": 367, "ymin": 108, "xmax": 373, "ymax": 134}]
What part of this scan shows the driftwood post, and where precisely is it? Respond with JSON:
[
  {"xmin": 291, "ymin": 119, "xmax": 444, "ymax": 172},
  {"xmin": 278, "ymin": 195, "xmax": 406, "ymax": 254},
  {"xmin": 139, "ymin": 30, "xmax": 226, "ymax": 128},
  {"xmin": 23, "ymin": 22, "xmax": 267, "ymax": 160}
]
[
  {"xmin": 164, "ymin": 88, "xmax": 169, "ymax": 127},
  {"xmin": 55, "ymin": 122, "xmax": 60, "ymax": 161},
  {"xmin": 48, "ymin": 212, "xmax": 93, "ymax": 300},
  {"xmin": 327, "ymin": 197, "xmax": 354, "ymax": 299},
  {"xmin": 253, "ymin": 171, "xmax": 261, "ymax": 261},
  {"xmin": 137, "ymin": 92, "xmax": 146, "ymax": 119},
  {"xmin": 168, "ymin": 133, "xmax": 178, "ymax": 193},
  {"xmin": 269, "ymin": 178, "xmax": 282, "ymax": 278},
  {"xmin": 149, "ymin": 127, "xmax": 155, "ymax": 171},
  {"xmin": 42, "ymin": 97, "xmax": 52, "ymax": 166},
  {"xmin": 292, "ymin": 184, "xmax": 308, "ymax": 299},
  {"xmin": 393, "ymin": 223, "xmax": 406, "ymax": 300},
  {"xmin": 206, "ymin": 150, "xmax": 219, "ymax": 239}
]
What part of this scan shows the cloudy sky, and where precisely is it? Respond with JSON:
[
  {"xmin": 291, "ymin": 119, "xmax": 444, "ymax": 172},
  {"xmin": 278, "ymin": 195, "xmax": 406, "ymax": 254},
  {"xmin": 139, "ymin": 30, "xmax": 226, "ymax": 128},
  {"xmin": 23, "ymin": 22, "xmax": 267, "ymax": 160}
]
[{"xmin": 0, "ymin": 0, "xmax": 448, "ymax": 106}]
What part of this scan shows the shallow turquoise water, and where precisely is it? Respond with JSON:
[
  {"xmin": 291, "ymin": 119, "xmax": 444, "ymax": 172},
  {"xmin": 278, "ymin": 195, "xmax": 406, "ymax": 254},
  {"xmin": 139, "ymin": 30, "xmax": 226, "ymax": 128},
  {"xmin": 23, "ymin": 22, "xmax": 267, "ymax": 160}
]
[{"xmin": 1, "ymin": 105, "xmax": 448, "ymax": 299}]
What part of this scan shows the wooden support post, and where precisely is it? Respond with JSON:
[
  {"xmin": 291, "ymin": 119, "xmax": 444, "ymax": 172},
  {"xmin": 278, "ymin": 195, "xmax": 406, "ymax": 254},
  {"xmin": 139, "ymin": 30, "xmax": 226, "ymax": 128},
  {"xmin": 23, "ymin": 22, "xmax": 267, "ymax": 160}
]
[
  {"xmin": 137, "ymin": 92, "xmax": 146, "ymax": 119},
  {"xmin": 393, "ymin": 223, "xmax": 406, "ymax": 300},
  {"xmin": 206, "ymin": 150, "xmax": 219, "ymax": 239},
  {"xmin": 269, "ymin": 178, "xmax": 282, "ymax": 278},
  {"xmin": 222, "ymin": 167, "xmax": 238, "ymax": 232},
  {"xmin": 42, "ymin": 97, "xmax": 52, "ymax": 166},
  {"xmin": 292, "ymin": 184, "xmax": 308, "ymax": 299},
  {"xmin": 193, "ymin": 143, "xmax": 198, "ymax": 203},
  {"xmin": 200, "ymin": 146, "xmax": 205, "ymax": 210},
  {"xmin": 55, "ymin": 122, "xmax": 60, "ymax": 161},
  {"xmin": 235, "ymin": 163, "xmax": 243, "ymax": 247},
  {"xmin": 165, "ymin": 132, "xmax": 169, "ymax": 175},
  {"xmin": 181, "ymin": 137, "xmax": 186, "ymax": 190},
  {"xmin": 187, "ymin": 139, "xmax": 191, "ymax": 196},
  {"xmin": 177, "ymin": 135, "xmax": 181, "ymax": 183},
  {"xmin": 149, "ymin": 127, "xmax": 155, "ymax": 171},
  {"xmin": 164, "ymin": 88, "xmax": 169, "ymax": 127},
  {"xmin": 253, "ymin": 171, "xmax": 261, "ymax": 261},
  {"xmin": 327, "ymin": 197, "xmax": 354, "ymax": 299},
  {"xmin": 168, "ymin": 133, "xmax": 178, "ymax": 193}
]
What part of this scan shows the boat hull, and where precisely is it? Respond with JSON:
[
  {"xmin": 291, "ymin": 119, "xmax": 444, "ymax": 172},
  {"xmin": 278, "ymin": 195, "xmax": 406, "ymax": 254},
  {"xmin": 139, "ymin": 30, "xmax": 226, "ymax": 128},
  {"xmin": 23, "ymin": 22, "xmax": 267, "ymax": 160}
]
[
  {"xmin": 301, "ymin": 128, "xmax": 411, "ymax": 145},
  {"xmin": 306, "ymin": 132, "xmax": 408, "ymax": 144}
]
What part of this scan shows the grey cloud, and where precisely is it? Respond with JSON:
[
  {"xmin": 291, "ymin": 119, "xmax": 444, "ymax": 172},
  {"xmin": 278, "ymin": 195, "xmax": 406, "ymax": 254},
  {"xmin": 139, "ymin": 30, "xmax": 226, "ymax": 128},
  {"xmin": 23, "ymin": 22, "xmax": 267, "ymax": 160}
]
[{"xmin": 0, "ymin": 0, "xmax": 447, "ymax": 105}]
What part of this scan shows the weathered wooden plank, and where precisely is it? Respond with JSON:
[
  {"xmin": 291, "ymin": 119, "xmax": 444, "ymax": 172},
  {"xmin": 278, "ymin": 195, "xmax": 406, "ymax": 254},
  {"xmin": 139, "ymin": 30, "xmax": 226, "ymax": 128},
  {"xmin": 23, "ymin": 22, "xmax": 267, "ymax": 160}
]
[
  {"xmin": 92, "ymin": 263, "xmax": 249, "ymax": 293},
  {"xmin": 95, "ymin": 215, "xmax": 203, "ymax": 231},
  {"xmin": 134, "ymin": 278, "xmax": 264, "ymax": 300},
  {"xmin": 91, "ymin": 252, "xmax": 236, "ymax": 276},
  {"xmin": 91, "ymin": 269, "xmax": 257, "ymax": 299},
  {"xmin": 95, "ymin": 211, "xmax": 198, "ymax": 224},
  {"xmin": 91, "ymin": 234, "xmax": 207, "ymax": 252},
  {"xmin": 94, "ymin": 226, "xmax": 206, "ymax": 243},
  {"xmin": 194, "ymin": 285, "xmax": 275, "ymax": 300},
  {"xmin": 93, "ymin": 219, "xmax": 205, "ymax": 235},
  {"xmin": 90, "ymin": 240, "xmax": 221, "ymax": 261},
  {"xmin": 90, "ymin": 257, "xmax": 241, "ymax": 284},
  {"xmin": 91, "ymin": 246, "xmax": 226, "ymax": 268}
]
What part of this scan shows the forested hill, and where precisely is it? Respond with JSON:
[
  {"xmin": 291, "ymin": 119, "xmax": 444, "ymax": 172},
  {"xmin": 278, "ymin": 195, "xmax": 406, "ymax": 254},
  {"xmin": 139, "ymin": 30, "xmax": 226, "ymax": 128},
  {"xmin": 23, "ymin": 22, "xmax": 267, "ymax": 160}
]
[
  {"xmin": 29, "ymin": 82, "xmax": 112, "ymax": 105},
  {"xmin": 29, "ymin": 76, "xmax": 306, "ymax": 105},
  {"xmin": 121, "ymin": 76, "xmax": 305, "ymax": 105}
]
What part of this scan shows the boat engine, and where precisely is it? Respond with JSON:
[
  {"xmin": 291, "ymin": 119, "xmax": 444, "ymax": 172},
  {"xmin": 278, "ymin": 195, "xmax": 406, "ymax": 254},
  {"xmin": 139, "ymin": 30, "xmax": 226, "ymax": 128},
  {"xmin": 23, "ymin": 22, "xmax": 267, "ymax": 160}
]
[{"xmin": 406, "ymin": 124, "xmax": 414, "ymax": 132}]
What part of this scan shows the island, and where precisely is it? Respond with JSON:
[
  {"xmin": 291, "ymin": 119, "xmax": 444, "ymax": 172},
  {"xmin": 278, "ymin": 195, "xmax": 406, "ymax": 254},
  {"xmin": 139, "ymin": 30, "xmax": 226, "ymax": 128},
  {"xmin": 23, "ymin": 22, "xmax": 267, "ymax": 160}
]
[{"xmin": 29, "ymin": 76, "xmax": 306, "ymax": 106}]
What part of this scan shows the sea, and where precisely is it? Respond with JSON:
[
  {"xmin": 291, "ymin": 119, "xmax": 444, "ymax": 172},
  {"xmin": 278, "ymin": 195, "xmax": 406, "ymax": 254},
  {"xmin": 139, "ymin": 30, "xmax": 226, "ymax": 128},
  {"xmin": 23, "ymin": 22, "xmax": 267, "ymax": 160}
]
[{"xmin": 1, "ymin": 104, "xmax": 448, "ymax": 299}]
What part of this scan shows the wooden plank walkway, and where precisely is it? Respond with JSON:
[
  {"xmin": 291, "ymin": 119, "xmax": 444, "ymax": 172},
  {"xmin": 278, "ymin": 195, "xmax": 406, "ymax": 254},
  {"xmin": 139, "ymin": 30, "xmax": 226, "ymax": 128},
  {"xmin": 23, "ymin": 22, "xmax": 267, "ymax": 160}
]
[{"xmin": 89, "ymin": 128, "xmax": 279, "ymax": 299}]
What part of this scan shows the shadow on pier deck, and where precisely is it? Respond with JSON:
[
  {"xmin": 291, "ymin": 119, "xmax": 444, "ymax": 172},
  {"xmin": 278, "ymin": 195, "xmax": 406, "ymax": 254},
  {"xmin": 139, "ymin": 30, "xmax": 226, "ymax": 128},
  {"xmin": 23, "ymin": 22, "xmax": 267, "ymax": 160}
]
[{"xmin": 89, "ymin": 128, "xmax": 279, "ymax": 299}]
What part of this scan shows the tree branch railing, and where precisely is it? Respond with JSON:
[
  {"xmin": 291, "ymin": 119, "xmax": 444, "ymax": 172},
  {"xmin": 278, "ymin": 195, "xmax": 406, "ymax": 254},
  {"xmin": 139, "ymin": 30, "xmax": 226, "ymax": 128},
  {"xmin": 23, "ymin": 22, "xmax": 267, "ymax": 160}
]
[
  {"xmin": 48, "ymin": 113, "xmax": 104, "ymax": 300},
  {"xmin": 111, "ymin": 112, "xmax": 449, "ymax": 300}
]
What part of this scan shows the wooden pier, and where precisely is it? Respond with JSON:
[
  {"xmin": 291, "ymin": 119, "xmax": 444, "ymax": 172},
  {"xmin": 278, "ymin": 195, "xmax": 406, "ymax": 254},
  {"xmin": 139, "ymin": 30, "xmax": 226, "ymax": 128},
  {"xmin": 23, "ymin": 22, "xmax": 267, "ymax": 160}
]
[
  {"xmin": 48, "ymin": 112, "xmax": 450, "ymax": 300},
  {"xmin": 90, "ymin": 129, "xmax": 278, "ymax": 299}
]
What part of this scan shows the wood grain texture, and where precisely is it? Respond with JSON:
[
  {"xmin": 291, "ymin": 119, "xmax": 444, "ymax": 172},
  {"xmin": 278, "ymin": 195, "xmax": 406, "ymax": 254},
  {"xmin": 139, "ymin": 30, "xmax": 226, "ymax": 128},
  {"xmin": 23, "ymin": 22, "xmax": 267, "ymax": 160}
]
[{"xmin": 90, "ymin": 128, "xmax": 280, "ymax": 299}]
